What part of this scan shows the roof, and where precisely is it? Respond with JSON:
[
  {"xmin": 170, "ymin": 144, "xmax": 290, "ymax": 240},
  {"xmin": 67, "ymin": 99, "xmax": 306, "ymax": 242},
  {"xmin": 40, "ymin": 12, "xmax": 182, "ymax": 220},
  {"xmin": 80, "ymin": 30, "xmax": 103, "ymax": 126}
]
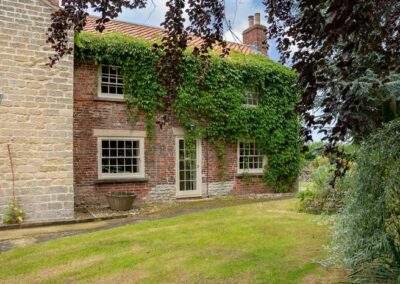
[{"xmin": 84, "ymin": 16, "xmax": 254, "ymax": 55}]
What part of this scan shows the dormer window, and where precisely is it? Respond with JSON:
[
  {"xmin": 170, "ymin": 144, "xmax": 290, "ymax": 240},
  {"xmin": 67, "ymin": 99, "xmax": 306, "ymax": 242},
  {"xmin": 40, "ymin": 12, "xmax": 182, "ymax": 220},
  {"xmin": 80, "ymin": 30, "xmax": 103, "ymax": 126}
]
[
  {"xmin": 244, "ymin": 91, "xmax": 259, "ymax": 106},
  {"xmin": 99, "ymin": 65, "xmax": 123, "ymax": 98}
]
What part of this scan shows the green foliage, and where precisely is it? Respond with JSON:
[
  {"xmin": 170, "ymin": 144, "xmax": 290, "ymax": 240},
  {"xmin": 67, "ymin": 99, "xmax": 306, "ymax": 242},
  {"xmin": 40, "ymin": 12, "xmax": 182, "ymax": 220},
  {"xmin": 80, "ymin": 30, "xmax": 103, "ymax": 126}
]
[
  {"xmin": 75, "ymin": 32, "xmax": 301, "ymax": 192},
  {"xmin": 3, "ymin": 200, "xmax": 25, "ymax": 225},
  {"xmin": 297, "ymin": 156, "xmax": 352, "ymax": 214},
  {"xmin": 330, "ymin": 119, "xmax": 400, "ymax": 282},
  {"xmin": 302, "ymin": 142, "xmax": 324, "ymax": 163}
]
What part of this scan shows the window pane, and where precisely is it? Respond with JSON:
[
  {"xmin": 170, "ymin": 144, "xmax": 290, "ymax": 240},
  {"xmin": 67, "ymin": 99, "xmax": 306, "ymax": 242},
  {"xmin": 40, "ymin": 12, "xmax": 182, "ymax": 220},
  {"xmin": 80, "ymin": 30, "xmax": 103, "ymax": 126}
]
[
  {"xmin": 117, "ymin": 149, "xmax": 124, "ymax": 157},
  {"xmin": 117, "ymin": 141, "xmax": 124, "ymax": 148},
  {"xmin": 101, "ymin": 85, "xmax": 108, "ymax": 93},
  {"xmin": 126, "ymin": 149, "xmax": 132, "ymax": 157},
  {"xmin": 126, "ymin": 165, "xmax": 133, "ymax": 173},
  {"xmin": 117, "ymin": 158, "xmax": 125, "ymax": 166}
]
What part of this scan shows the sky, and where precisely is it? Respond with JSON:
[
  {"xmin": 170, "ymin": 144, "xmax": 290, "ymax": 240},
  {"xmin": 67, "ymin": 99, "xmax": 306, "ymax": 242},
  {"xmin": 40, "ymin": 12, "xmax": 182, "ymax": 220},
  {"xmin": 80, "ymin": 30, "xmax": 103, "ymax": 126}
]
[{"xmin": 101, "ymin": 0, "xmax": 281, "ymax": 61}]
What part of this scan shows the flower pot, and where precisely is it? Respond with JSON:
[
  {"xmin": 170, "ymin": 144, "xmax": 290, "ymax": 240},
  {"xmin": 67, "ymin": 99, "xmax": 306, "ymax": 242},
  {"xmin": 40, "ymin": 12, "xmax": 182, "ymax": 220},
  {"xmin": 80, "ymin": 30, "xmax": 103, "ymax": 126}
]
[{"xmin": 106, "ymin": 192, "xmax": 136, "ymax": 211}]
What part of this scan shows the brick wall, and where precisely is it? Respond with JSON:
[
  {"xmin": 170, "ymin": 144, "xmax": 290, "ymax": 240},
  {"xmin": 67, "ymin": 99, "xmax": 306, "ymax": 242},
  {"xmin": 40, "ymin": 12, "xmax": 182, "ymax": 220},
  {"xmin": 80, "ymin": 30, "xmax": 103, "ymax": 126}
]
[
  {"xmin": 242, "ymin": 13, "xmax": 268, "ymax": 55},
  {"xmin": 0, "ymin": 0, "xmax": 74, "ymax": 222},
  {"xmin": 74, "ymin": 62, "xmax": 273, "ymax": 207}
]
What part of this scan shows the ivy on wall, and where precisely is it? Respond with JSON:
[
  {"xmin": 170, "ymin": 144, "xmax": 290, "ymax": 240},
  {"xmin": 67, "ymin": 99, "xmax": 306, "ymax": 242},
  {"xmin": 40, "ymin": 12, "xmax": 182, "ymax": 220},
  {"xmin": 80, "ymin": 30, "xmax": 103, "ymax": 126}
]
[{"xmin": 75, "ymin": 32, "xmax": 301, "ymax": 192}]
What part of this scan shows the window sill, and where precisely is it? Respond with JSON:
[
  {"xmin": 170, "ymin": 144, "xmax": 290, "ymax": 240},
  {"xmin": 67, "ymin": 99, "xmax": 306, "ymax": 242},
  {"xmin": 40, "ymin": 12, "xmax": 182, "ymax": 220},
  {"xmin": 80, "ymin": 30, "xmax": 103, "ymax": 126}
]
[
  {"xmin": 235, "ymin": 172, "xmax": 264, "ymax": 178},
  {"xmin": 94, "ymin": 96, "xmax": 125, "ymax": 103},
  {"xmin": 96, "ymin": 177, "xmax": 148, "ymax": 184}
]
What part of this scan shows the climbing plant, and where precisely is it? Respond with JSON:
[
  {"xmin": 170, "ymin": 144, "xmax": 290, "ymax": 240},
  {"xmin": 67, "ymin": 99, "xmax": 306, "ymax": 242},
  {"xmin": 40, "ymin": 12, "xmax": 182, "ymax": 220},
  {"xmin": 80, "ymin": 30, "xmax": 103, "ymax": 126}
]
[{"xmin": 75, "ymin": 32, "xmax": 301, "ymax": 192}]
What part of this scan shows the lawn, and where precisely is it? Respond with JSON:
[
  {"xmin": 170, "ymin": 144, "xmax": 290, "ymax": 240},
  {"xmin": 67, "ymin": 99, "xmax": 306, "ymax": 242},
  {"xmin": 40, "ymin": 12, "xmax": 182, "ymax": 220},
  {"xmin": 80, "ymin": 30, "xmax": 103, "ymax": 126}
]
[{"xmin": 0, "ymin": 199, "xmax": 343, "ymax": 283}]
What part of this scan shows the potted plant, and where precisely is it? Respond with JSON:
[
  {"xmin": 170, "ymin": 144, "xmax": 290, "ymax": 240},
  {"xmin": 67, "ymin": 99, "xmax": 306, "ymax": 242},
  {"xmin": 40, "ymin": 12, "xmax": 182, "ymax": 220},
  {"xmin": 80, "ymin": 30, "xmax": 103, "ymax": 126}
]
[{"xmin": 106, "ymin": 191, "xmax": 136, "ymax": 211}]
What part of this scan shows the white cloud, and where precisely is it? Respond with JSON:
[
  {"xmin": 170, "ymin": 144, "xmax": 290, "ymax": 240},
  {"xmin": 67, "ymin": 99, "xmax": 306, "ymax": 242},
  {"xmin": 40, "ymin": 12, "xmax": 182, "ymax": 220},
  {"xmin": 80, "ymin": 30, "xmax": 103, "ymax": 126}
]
[{"xmin": 117, "ymin": 0, "xmax": 168, "ymax": 27}]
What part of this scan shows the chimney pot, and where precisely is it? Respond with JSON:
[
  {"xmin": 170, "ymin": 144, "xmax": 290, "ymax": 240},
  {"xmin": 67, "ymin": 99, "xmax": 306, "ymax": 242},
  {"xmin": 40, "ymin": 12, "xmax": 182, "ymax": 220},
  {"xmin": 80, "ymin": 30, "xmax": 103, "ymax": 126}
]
[
  {"xmin": 248, "ymin": 16, "xmax": 254, "ymax": 27},
  {"xmin": 255, "ymin": 13, "xmax": 261, "ymax": 25},
  {"xmin": 243, "ymin": 13, "xmax": 268, "ymax": 56}
]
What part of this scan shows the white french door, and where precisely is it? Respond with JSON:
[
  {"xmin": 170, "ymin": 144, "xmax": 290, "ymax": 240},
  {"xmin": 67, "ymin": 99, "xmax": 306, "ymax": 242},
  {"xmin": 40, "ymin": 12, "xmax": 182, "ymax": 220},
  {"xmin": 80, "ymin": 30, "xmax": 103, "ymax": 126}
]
[{"xmin": 175, "ymin": 138, "xmax": 202, "ymax": 197}]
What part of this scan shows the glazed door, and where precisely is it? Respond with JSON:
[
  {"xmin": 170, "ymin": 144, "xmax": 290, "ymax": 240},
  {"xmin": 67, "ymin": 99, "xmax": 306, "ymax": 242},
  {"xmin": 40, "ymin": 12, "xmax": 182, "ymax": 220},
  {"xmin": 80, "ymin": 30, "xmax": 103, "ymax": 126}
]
[{"xmin": 176, "ymin": 138, "xmax": 202, "ymax": 197}]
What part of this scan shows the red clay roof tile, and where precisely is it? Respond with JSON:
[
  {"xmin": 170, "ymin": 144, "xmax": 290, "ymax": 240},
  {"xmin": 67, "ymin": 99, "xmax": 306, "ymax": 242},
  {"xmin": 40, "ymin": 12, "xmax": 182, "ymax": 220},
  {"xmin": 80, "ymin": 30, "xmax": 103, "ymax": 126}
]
[{"xmin": 84, "ymin": 16, "xmax": 253, "ymax": 55}]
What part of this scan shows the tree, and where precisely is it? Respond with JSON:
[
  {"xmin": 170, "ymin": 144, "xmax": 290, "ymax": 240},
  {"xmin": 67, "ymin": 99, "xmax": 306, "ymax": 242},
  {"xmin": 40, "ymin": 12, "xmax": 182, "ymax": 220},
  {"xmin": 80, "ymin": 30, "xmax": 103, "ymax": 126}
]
[
  {"xmin": 262, "ymin": 2, "xmax": 400, "ymax": 281},
  {"xmin": 263, "ymin": 0, "xmax": 400, "ymax": 140},
  {"xmin": 331, "ymin": 119, "xmax": 400, "ymax": 281}
]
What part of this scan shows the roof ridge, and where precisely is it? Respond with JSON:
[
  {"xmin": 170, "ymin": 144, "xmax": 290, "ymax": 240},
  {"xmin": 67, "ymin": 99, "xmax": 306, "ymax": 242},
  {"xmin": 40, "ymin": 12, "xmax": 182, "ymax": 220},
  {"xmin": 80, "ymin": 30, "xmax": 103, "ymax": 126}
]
[
  {"xmin": 86, "ymin": 15, "xmax": 250, "ymax": 49},
  {"xmin": 88, "ymin": 16, "xmax": 164, "ymax": 32}
]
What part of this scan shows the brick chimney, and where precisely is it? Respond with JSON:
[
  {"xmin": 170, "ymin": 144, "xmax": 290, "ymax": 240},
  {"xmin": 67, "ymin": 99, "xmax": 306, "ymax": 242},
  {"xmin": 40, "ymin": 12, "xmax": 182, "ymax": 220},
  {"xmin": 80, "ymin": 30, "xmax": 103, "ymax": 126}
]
[{"xmin": 242, "ymin": 12, "xmax": 268, "ymax": 55}]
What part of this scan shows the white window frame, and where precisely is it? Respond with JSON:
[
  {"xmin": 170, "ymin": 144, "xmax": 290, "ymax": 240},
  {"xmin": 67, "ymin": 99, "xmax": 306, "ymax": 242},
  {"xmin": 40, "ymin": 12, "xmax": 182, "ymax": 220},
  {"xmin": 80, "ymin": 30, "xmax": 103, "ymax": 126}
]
[
  {"xmin": 97, "ymin": 136, "xmax": 145, "ymax": 180},
  {"xmin": 237, "ymin": 140, "xmax": 265, "ymax": 174},
  {"xmin": 98, "ymin": 64, "xmax": 124, "ymax": 99},
  {"xmin": 243, "ymin": 91, "xmax": 260, "ymax": 107}
]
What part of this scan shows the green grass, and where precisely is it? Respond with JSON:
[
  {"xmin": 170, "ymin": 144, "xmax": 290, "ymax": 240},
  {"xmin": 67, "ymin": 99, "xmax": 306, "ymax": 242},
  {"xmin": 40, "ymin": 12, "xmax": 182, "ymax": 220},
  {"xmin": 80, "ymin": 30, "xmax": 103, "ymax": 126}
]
[{"xmin": 0, "ymin": 199, "xmax": 343, "ymax": 283}]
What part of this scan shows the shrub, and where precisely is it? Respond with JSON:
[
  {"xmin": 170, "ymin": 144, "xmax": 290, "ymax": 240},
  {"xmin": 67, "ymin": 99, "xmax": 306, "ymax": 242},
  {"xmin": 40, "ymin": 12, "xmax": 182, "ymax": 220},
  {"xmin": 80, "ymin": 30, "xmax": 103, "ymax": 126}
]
[
  {"xmin": 302, "ymin": 142, "xmax": 324, "ymax": 163},
  {"xmin": 297, "ymin": 156, "xmax": 353, "ymax": 214},
  {"xmin": 297, "ymin": 188, "xmax": 324, "ymax": 214},
  {"xmin": 330, "ymin": 119, "xmax": 400, "ymax": 282},
  {"xmin": 3, "ymin": 200, "xmax": 25, "ymax": 225}
]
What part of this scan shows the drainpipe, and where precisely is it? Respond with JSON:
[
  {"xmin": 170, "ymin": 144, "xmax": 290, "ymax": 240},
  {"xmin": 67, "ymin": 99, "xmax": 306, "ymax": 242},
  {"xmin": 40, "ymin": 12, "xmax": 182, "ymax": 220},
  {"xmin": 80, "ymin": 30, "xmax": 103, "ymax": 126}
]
[{"xmin": 206, "ymin": 141, "xmax": 210, "ymax": 198}]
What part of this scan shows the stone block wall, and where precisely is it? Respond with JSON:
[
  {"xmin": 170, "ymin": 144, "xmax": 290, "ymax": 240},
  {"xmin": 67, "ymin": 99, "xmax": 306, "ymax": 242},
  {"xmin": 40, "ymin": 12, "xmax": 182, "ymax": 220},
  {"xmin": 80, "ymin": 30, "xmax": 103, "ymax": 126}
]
[
  {"xmin": 0, "ymin": 0, "xmax": 74, "ymax": 223},
  {"xmin": 74, "ymin": 62, "xmax": 274, "ymax": 207}
]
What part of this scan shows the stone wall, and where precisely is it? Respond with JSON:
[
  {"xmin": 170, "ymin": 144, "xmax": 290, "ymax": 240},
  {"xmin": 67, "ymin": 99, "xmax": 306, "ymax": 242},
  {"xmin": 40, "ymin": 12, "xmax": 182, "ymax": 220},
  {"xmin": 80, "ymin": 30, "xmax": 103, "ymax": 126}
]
[
  {"xmin": 0, "ymin": 0, "xmax": 74, "ymax": 223},
  {"xmin": 74, "ymin": 62, "xmax": 274, "ymax": 207}
]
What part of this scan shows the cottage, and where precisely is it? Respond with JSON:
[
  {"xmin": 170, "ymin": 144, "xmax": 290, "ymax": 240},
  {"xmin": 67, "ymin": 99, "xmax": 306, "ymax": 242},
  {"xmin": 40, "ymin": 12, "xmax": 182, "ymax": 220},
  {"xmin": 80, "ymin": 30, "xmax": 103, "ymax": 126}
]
[{"xmin": 0, "ymin": 0, "xmax": 299, "ymax": 223}]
